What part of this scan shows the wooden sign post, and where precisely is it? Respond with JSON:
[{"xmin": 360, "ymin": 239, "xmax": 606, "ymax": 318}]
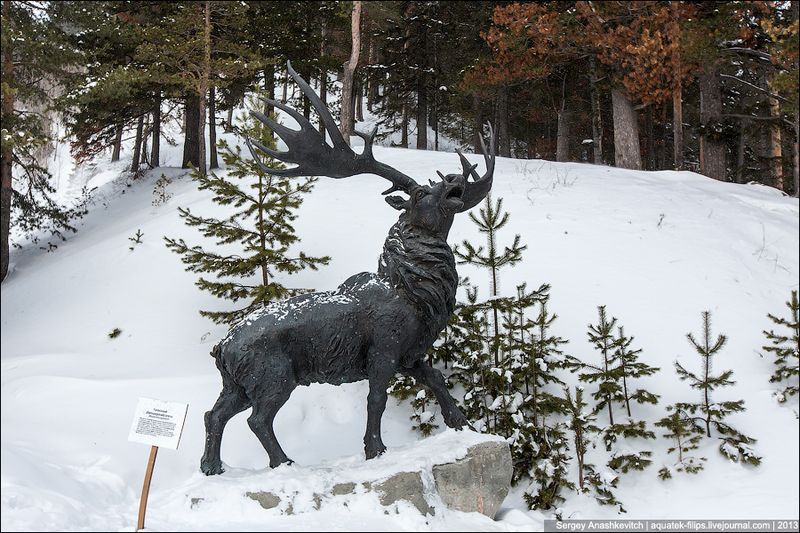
[
  {"xmin": 137, "ymin": 445, "xmax": 158, "ymax": 530},
  {"xmin": 128, "ymin": 398, "xmax": 188, "ymax": 532}
]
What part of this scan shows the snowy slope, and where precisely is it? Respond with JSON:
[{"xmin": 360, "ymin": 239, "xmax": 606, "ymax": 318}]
[{"xmin": 1, "ymin": 120, "xmax": 798, "ymax": 531}]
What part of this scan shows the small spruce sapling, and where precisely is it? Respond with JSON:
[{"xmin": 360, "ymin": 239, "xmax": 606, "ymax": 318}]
[
  {"xmin": 128, "ymin": 229, "xmax": 143, "ymax": 250},
  {"xmin": 454, "ymin": 195, "xmax": 526, "ymax": 366},
  {"xmin": 564, "ymin": 385, "xmax": 624, "ymax": 511},
  {"xmin": 523, "ymin": 422, "xmax": 575, "ymax": 510},
  {"xmin": 579, "ymin": 306, "xmax": 621, "ymax": 431},
  {"xmin": 762, "ymin": 290, "xmax": 799, "ymax": 403},
  {"xmin": 655, "ymin": 406, "xmax": 706, "ymax": 479},
  {"xmin": 165, "ymin": 102, "xmax": 330, "ymax": 323},
  {"xmin": 674, "ymin": 311, "xmax": 761, "ymax": 466}
]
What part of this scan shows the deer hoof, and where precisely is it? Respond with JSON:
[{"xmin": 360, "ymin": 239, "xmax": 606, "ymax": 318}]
[
  {"xmin": 200, "ymin": 460, "xmax": 225, "ymax": 476},
  {"xmin": 365, "ymin": 444, "xmax": 387, "ymax": 460},
  {"xmin": 270, "ymin": 458, "xmax": 294, "ymax": 468}
]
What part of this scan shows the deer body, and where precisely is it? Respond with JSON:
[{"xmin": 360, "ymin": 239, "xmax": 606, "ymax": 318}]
[{"xmin": 200, "ymin": 62, "xmax": 494, "ymax": 474}]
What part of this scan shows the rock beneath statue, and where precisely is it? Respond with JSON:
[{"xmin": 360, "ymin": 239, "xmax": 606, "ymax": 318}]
[
  {"xmin": 190, "ymin": 430, "xmax": 511, "ymax": 520},
  {"xmin": 432, "ymin": 441, "xmax": 512, "ymax": 518}
]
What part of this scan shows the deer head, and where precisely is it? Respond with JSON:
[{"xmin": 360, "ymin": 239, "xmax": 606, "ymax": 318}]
[{"xmin": 246, "ymin": 61, "xmax": 495, "ymax": 238}]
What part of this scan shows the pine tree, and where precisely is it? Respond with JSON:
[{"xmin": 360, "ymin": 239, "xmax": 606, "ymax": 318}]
[
  {"xmin": 519, "ymin": 284, "xmax": 574, "ymax": 426},
  {"xmin": 165, "ymin": 102, "xmax": 329, "ymax": 323},
  {"xmin": 523, "ymin": 422, "xmax": 574, "ymax": 510},
  {"xmin": 762, "ymin": 290, "xmax": 799, "ymax": 402},
  {"xmin": 655, "ymin": 406, "xmax": 706, "ymax": 480},
  {"xmin": 2, "ymin": 0, "xmax": 87, "ymax": 281},
  {"xmin": 387, "ymin": 373, "xmax": 440, "ymax": 437},
  {"xmin": 578, "ymin": 306, "xmax": 658, "ymax": 478},
  {"xmin": 515, "ymin": 287, "xmax": 578, "ymax": 509},
  {"xmin": 454, "ymin": 195, "xmax": 526, "ymax": 366},
  {"xmin": 564, "ymin": 386, "xmax": 599, "ymax": 494},
  {"xmin": 451, "ymin": 283, "xmax": 494, "ymax": 432},
  {"xmin": 579, "ymin": 306, "xmax": 621, "ymax": 429},
  {"xmin": 614, "ymin": 326, "xmax": 660, "ymax": 417},
  {"xmin": 674, "ymin": 311, "xmax": 761, "ymax": 466},
  {"xmin": 564, "ymin": 385, "xmax": 624, "ymax": 511}
]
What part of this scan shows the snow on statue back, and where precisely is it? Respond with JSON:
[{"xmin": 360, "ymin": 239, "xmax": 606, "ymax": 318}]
[{"xmin": 200, "ymin": 61, "xmax": 496, "ymax": 475}]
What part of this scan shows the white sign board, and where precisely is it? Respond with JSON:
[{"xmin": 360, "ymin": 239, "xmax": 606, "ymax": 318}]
[{"xmin": 128, "ymin": 398, "xmax": 188, "ymax": 450}]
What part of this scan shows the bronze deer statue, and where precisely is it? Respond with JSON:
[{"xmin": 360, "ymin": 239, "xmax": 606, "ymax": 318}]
[{"xmin": 201, "ymin": 62, "xmax": 495, "ymax": 475}]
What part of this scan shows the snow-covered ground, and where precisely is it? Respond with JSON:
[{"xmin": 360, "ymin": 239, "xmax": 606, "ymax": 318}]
[{"xmin": 1, "ymin": 108, "xmax": 798, "ymax": 531}]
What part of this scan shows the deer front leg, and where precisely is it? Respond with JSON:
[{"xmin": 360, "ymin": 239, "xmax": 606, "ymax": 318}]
[
  {"xmin": 406, "ymin": 361, "xmax": 473, "ymax": 430},
  {"xmin": 364, "ymin": 356, "xmax": 397, "ymax": 460}
]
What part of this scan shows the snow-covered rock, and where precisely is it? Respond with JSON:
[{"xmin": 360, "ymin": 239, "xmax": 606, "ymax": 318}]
[{"xmin": 189, "ymin": 432, "xmax": 510, "ymax": 519}]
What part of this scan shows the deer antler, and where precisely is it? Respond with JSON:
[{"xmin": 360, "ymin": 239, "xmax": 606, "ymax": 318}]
[
  {"xmin": 455, "ymin": 123, "xmax": 495, "ymax": 212},
  {"xmin": 246, "ymin": 61, "xmax": 420, "ymax": 196}
]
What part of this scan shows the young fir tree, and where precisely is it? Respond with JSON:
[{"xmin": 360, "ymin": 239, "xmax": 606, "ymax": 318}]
[
  {"xmin": 579, "ymin": 307, "xmax": 658, "ymax": 475},
  {"xmin": 510, "ymin": 285, "xmax": 581, "ymax": 509},
  {"xmin": 452, "ymin": 283, "xmax": 494, "ymax": 432},
  {"xmin": 523, "ymin": 422, "xmax": 574, "ymax": 511},
  {"xmin": 655, "ymin": 406, "xmax": 706, "ymax": 480},
  {"xmin": 454, "ymin": 194, "xmax": 526, "ymax": 366},
  {"xmin": 578, "ymin": 306, "xmax": 621, "ymax": 430},
  {"xmin": 387, "ymin": 373, "xmax": 439, "ymax": 437},
  {"xmin": 165, "ymin": 103, "xmax": 329, "ymax": 324},
  {"xmin": 524, "ymin": 285, "xmax": 578, "ymax": 426},
  {"xmin": 762, "ymin": 290, "xmax": 799, "ymax": 403},
  {"xmin": 564, "ymin": 385, "xmax": 624, "ymax": 511},
  {"xmin": 674, "ymin": 311, "xmax": 761, "ymax": 466}
]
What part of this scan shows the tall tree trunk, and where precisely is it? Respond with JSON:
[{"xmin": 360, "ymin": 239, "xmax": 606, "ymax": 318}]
[
  {"xmin": 671, "ymin": 1, "xmax": 683, "ymax": 171},
  {"xmin": 355, "ymin": 81, "xmax": 364, "ymax": 122},
  {"xmin": 556, "ymin": 75, "xmax": 570, "ymax": 162},
  {"xmin": 340, "ymin": 0, "xmax": 361, "ymax": 145},
  {"xmin": 556, "ymin": 110, "xmax": 570, "ymax": 162},
  {"xmin": 416, "ymin": 78, "xmax": 428, "ymax": 150},
  {"xmin": 699, "ymin": 65, "xmax": 726, "ymax": 181},
  {"xmin": 182, "ymin": 94, "xmax": 200, "ymax": 168},
  {"xmin": 318, "ymin": 71, "xmax": 328, "ymax": 137},
  {"xmin": 209, "ymin": 86, "xmax": 219, "ymax": 169},
  {"xmin": 646, "ymin": 106, "xmax": 655, "ymax": 170},
  {"xmin": 473, "ymin": 94, "xmax": 484, "ymax": 154},
  {"xmin": 1, "ymin": 0, "xmax": 14, "ymax": 282},
  {"xmin": 225, "ymin": 106, "xmax": 234, "ymax": 133},
  {"xmin": 401, "ymin": 101, "xmax": 409, "ymax": 148},
  {"xmin": 736, "ymin": 119, "xmax": 747, "ymax": 184},
  {"xmin": 611, "ymin": 88, "xmax": 642, "ymax": 170},
  {"xmin": 282, "ymin": 68, "xmax": 288, "ymax": 103},
  {"xmin": 197, "ymin": 0, "xmax": 211, "ymax": 176},
  {"xmin": 433, "ymin": 87, "xmax": 439, "ymax": 151},
  {"xmin": 111, "ymin": 122, "xmax": 123, "ymax": 162},
  {"xmin": 263, "ymin": 64, "xmax": 275, "ymax": 116},
  {"xmin": 130, "ymin": 115, "xmax": 144, "ymax": 175},
  {"xmin": 767, "ymin": 80, "xmax": 783, "ymax": 191},
  {"xmin": 366, "ymin": 33, "xmax": 377, "ymax": 111},
  {"xmin": 497, "ymin": 88, "xmax": 510, "ymax": 157},
  {"xmin": 150, "ymin": 96, "xmax": 161, "ymax": 168},
  {"xmin": 589, "ymin": 56, "xmax": 603, "ymax": 165},
  {"xmin": 673, "ymin": 86, "xmax": 684, "ymax": 170},
  {"xmin": 301, "ymin": 66, "xmax": 311, "ymax": 120},
  {"xmin": 793, "ymin": 113, "xmax": 799, "ymax": 197},
  {"xmin": 318, "ymin": 22, "xmax": 328, "ymax": 137},
  {"xmin": 141, "ymin": 115, "xmax": 149, "ymax": 167}
]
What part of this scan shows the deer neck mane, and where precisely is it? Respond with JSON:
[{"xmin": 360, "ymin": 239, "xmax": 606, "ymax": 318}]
[{"xmin": 377, "ymin": 219, "xmax": 458, "ymax": 332}]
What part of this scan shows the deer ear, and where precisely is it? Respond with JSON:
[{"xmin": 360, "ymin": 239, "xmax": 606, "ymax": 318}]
[{"xmin": 385, "ymin": 195, "xmax": 409, "ymax": 211}]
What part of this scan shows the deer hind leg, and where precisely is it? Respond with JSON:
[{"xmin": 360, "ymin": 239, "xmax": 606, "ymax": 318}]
[
  {"xmin": 244, "ymin": 357, "xmax": 296, "ymax": 468},
  {"xmin": 364, "ymin": 355, "xmax": 398, "ymax": 460},
  {"xmin": 201, "ymin": 384, "xmax": 251, "ymax": 475},
  {"xmin": 406, "ymin": 360, "xmax": 472, "ymax": 430}
]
